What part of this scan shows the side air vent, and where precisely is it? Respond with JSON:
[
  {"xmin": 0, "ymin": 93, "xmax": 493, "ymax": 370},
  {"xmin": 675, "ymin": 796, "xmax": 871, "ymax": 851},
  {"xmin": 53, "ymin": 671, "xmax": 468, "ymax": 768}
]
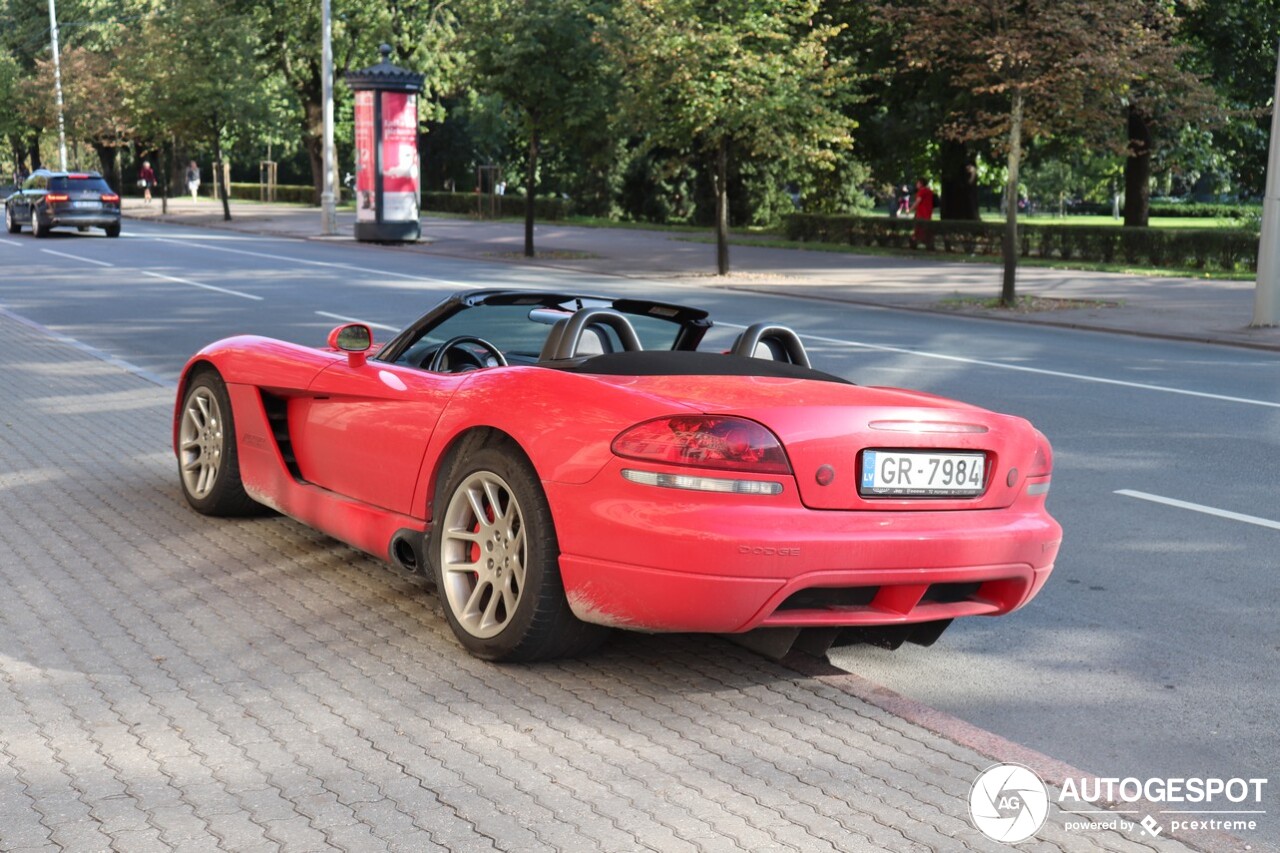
[{"xmin": 260, "ymin": 392, "xmax": 304, "ymax": 481}]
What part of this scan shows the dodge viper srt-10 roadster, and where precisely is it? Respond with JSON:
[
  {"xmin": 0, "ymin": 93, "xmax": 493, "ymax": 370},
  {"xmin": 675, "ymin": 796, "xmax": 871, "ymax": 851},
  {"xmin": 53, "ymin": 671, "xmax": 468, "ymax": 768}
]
[{"xmin": 174, "ymin": 289, "xmax": 1061, "ymax": 661}]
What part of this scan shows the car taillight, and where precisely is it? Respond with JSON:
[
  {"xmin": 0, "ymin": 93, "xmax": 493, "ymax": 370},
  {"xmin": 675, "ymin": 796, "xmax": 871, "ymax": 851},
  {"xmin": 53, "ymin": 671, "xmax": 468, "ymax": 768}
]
[
  {"xmin": 45, "ymin": 193, "xmax": 70, "ymax": 203},
  {"xmin": 101, "ymin": 193, "xmax": 120, "ymax": 203},
  {"xmin": 1028, "ymin": 431, "xmax": 1053, "ymax": 478},
  {"xmin": 612, "ymin": 416, "xmax": 791, "ymax": 474}
]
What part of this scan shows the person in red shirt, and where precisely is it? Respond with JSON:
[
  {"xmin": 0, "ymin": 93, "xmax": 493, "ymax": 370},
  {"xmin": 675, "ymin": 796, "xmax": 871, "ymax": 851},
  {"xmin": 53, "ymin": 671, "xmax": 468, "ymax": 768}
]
[
  {"xmin": 139, "ymin": 160, "xmax": 156, "ymax": 204},
  {"xmin": 909, "ymin": 177, "xmax": 935, "ymax": 248}
]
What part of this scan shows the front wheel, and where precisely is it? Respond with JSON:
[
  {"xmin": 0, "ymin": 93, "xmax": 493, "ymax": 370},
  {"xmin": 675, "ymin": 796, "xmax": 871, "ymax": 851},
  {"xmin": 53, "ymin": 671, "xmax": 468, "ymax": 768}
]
[
  {"xmin": 177, "ymin": 371, "xmax": 260, "ymax": 516},
  {"xmin": 4, "ymin": 204, "xmax": 19, "ymax": 233},
  {"xmin": 430, "ymin": 440, "xmax": 608, "ymax": 661}
]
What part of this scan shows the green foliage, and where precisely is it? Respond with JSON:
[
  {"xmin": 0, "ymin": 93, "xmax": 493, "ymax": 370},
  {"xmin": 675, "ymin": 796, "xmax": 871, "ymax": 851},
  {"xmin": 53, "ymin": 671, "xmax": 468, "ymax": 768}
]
[
  {"xmin": 606, "ymin": 0, "xmax": 855, "ymax": 168},
  {"xmin": 784, "ymin": 213, "xmax": 1259, "ymax": 272}
]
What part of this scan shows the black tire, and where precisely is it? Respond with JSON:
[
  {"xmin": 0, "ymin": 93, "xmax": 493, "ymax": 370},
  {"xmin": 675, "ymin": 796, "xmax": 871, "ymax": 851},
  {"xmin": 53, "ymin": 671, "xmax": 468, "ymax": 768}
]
[
  {"xmin": 430, "ymin": 437, "xmax": 609, "ymax": 661},
  {"xmin": 104, "ymin": 222, "xmax": 121, "ymax": 238},
  {"xmin": 30, "ymin": 207, "xmax": 46, "ymax": 238},
  {"xmin": 177, "ymin": 371, "xmax": 261, "ymax": 516},
  {"xmin": 4, "ymin": 204, "xmax": 19, "ymax": 234}
]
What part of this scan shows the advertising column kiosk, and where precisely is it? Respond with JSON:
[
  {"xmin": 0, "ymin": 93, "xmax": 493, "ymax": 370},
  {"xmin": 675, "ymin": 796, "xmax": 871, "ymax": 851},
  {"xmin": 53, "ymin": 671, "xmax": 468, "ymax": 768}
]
[{"xmin": 345, "ymin": 45, "xmax": 425, "ymax": 242}]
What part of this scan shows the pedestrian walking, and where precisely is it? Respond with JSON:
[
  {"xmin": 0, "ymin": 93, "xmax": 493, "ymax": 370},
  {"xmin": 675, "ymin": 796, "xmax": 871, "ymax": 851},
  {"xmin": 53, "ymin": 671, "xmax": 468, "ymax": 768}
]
[
  {"xmin": 138, "ymin": 160, "xmax": 156, "ymax": 204},
  {"xmin": 908, "ymin": 177, "xmax": 936, "ymax": 249},
  {"xmin": 185, "ymin": 161, "xmax": 201, "ymax": 202}
]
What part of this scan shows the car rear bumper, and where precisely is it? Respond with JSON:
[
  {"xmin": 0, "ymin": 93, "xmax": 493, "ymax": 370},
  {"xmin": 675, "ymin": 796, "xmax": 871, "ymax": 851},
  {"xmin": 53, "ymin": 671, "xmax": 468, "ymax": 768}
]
[
  {"xmin": 548, "ymin": 472, "xmax": 1060, "ymax": 633},
  {"xmin": 49, "ymin": 211, "xmax": 119, "ymax": 228}
]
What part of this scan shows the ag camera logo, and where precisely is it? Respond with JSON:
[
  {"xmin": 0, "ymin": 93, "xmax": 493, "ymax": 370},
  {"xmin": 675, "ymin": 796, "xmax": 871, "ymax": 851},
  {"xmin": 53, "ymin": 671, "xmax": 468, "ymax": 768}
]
[{"xmin": 969, "ymin": 763, "xmax": 1050, "ymax": 843}]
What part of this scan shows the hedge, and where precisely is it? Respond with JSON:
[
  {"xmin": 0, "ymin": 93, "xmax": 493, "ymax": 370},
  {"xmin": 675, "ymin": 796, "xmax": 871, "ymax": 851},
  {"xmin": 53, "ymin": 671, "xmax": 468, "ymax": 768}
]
[
  {"xmin": 421, "ymin": 191, "xmax": 573, "ymax": 220},
  {"xmin": 219, "ymin": 185, "xmax": 574, "ymax": 219},
  {"xmin": 1058, "ymin": 201, "xmax": 1259, "ymax": 219},
  {"xmin": 783, "ymin": 213, "xmax": 1259, "ymax": 272}
]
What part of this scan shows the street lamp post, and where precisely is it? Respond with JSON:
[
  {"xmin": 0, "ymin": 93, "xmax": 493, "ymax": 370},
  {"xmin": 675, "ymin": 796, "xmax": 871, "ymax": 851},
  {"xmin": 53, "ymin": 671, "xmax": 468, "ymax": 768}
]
[
  {"xmin": 48, "ymin": 0, "xmax": 68, "ymax": 171},
  {"xmin": 320, "ymin": 0, "xmax": 337, "ymax": 235},
  {"xmin": 1253, "ymin": 40, "xmax": 1280, "ymax": 327}
]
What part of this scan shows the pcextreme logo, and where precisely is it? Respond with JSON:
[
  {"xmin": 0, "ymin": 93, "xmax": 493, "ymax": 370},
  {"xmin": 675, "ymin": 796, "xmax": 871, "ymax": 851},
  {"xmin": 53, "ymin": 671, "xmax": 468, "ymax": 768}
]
[{"xmin": 968, "ymin": 763, "xmax": 1050, "ymax": 843}]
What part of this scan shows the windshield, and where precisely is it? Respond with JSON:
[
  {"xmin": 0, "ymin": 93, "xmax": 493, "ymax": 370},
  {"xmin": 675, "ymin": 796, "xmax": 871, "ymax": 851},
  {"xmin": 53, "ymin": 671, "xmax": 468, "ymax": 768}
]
[{"xmin": 387, "ymin": 296, "xmax": 695, "ymax": 369}]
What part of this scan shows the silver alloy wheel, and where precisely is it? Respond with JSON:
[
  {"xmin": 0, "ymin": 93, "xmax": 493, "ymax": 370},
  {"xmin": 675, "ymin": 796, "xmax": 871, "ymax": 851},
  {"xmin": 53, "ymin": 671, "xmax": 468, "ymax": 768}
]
[
  {"xmin": 179, "ymin": 385, "xmax": 225, "ymax": 499},
  {"xmin": 30, "ymin": 207, "xmax": 39, "ymax": 235},
  {"xmin": 439, "ymin": 470, "xmax": 527, "ymax": 639}
]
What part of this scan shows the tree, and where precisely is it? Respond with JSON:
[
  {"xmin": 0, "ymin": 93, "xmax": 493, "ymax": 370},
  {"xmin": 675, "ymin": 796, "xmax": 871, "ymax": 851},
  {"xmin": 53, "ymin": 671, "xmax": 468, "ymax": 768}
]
[
  {"xmin": 881, "ymin": 0, "xmax": 1167, "ymax": 305},
  {"xmin": 250, "ymin": 0, "xmax": 458, "ymax": 203},
  {"xmin": 606, "ymin": 0, "xmax": 856, "ymax": 274},
  {"xmin": 1179, "ymin": 0, "xmax": 1280, "ymax": 197},
  {"xmin": 459, "ymin": 0, "xmax": 618, "ymax": 257},
  {"xmin": 19, "ymin": 47, "xmax": 134, "ymax": 188},
  {"xmin": 1118, "ymin": 2, "xmax": 1218, "ymax": 227},
  {"xmin": 0, "ymin": 49, "xmax": 25, "ymax": 177},
  {"xmin": 124, "ymin": 0, "xmax": 270, "ymax": 219}
]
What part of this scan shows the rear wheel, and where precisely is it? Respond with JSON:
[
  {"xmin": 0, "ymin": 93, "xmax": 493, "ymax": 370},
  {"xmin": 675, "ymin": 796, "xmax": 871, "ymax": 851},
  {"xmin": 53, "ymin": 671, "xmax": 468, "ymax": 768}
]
[
  {"xmin": 177, "ymin": 371, "xmax": 260, "ymax": 516},
  {"xmin": 30, "ymin": 207, "xmax": 46, "ymax": 238},
  {"xmin": 430, "ymin": 439, "xmax": 608, "ymax": 661},
  {"xmin": 4, "ymin": 204, "xmax": 19, "ymax": 233},
  {"xmin": 104, "ymin": 222, "xmax": 121, "ymax": 238}
]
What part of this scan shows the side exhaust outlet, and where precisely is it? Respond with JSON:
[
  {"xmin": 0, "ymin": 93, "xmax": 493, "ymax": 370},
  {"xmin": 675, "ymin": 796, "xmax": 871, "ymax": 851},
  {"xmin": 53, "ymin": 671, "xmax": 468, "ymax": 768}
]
[{"xmin": 389, "ymin": 531, "xmax": 426, "ymax": 574}]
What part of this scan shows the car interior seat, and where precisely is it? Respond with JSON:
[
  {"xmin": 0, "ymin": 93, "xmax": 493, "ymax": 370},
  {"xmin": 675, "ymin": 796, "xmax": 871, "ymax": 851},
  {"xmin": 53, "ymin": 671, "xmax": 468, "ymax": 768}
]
[
  {"xmin": 539, "ymin": 308, "xmax": 644, "ymax": 361},
  {"xmin": 729, "ymin": 323, "xmax": 811, "ymax": 367}
]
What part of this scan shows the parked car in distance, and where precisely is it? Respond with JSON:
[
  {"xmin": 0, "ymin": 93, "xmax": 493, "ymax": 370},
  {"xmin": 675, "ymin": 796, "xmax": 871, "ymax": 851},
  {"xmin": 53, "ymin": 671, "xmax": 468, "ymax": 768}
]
[{"xmin": 5, "ymin": 169, "xmax": 121, "ymax": 238}]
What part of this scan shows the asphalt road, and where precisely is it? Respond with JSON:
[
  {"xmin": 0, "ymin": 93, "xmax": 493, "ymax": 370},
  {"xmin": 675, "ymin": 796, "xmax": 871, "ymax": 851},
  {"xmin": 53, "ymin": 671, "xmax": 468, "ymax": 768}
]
[{"xmin": 3, "ymin": 220, "xmax": 1276, "ymax": 820}]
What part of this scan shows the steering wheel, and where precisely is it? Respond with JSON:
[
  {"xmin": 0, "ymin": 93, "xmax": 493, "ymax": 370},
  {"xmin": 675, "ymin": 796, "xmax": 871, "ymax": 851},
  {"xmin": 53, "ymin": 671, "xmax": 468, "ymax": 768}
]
[{"xmin": 425, "ymin": 336, "xmax": 508, "ymax": 373}]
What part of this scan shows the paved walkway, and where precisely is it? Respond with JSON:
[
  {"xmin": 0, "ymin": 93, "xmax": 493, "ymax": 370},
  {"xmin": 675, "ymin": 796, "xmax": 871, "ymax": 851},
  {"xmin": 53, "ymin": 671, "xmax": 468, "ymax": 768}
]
[
  {"xmin": 0, "ymin": 200, "xmax": 1267, "ymax": 851},
  {"xmin": 122, "ymin": 198, "xmax": 1280, "ymax": 352}
]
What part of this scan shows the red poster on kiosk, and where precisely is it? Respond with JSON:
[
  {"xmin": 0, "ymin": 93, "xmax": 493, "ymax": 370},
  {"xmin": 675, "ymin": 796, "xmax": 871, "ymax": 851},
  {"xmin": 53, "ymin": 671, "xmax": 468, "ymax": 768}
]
[
  {"xmin": 380, "ymin": 91, "xmax": 419, "ymax": 222},
  {"xmin": 354, "ymin": 90, "xmax": 376, "ymax": 223}
]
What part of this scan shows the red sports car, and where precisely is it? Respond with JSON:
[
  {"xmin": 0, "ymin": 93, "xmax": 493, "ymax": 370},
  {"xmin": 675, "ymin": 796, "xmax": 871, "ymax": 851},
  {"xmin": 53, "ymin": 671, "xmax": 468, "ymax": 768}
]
[{"xmin": 174, "ymin": 290, "xmax": 1061, "ymax": 661}]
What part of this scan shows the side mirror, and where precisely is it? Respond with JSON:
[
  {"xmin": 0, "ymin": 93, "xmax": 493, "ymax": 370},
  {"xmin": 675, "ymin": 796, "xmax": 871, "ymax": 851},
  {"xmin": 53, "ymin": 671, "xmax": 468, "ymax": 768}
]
[{"xmin": 327, "ymin": 323, "xmax": 373, "ymax": 367}]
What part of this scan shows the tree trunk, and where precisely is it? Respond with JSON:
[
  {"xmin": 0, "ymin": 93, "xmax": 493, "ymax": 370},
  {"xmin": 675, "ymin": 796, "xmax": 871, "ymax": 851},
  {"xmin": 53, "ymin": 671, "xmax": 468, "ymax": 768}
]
[
  {"xmin": 940, "ymin": 139, "xmax": 980, "ymax": 220},
  {"xmin": 1001, "ymin": 89, "xmax": 1024, "ymax": 308},
  {"xmin": 303, "ymin": 98, "xmax": 325, "ymax": 205},
  {"xmin": 524, "ymin": 126, "xmax": 539, "ymax": 258},
  {"xmin": 91, "ymin": 143, "xmax": 119, "ymax": 192},
  {"xmin": 1123, "ymin": 103, "xmax": 1152, "ymax": 227},
  {"xmin": 27, "ymin": 134, "xmax": 43, "ymax": 172},
  {"xmin": 714, "ymin": 137, "xmax": 730, "ymax": 275},
  {"xmin": 214, "ymin": 132, "xmax": 232, "ymax": 221},
  {"xmin": 160, "ymin": 139, "xmax": 172, "ymax": 215}
]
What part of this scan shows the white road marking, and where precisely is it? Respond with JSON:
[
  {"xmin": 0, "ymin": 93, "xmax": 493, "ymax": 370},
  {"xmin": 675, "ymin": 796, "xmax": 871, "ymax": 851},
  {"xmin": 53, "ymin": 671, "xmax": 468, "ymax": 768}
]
[
  {"xmin": 0, "ymin": 238, "xmax": 22, "ymax": 247},
  {"xmin": 141, "ymin": 270, "xmax": 263, "ymax": 301},
  {"xmin": 151, "ymin": 236, "xmax": 461, "ymax": 286},
  {"xmin": 41, "ymin": 249, "xmax": 115, "ymax": 267},
  {"xmin": 315, "ymin": 311, "xmax": 399, "ymax": 332},
  {"xmin": 802, "ymin": 333, "xmax": 1280, "ymax": 409},
  {"xmin": 1116, "ymin": 489, "xmax": 1280, "ymax": 531}
]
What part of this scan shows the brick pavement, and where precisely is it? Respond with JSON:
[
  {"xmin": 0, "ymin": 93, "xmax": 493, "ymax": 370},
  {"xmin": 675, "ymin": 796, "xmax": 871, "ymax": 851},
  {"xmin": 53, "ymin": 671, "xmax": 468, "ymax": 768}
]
[{"xmin": 0, "ymin": 308, "xmax": 1222, "ymax": 851}]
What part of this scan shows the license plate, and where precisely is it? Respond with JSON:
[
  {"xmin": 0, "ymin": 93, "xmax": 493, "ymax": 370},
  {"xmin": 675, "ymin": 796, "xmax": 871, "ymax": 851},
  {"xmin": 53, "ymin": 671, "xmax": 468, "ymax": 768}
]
[
  {"xmin": 860, "ymin": 450, "xmax": 986, "ymax": 497},
  {"xmin": 71, "ymin": 201, "xmax": 98, "ymax": 209}
]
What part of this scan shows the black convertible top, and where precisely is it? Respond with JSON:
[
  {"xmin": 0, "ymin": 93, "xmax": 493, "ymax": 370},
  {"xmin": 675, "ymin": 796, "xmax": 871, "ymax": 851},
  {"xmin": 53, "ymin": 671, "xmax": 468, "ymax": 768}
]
[{"xmin": 552, "ymin": 350, "xmax": 852, "ymax": 384}]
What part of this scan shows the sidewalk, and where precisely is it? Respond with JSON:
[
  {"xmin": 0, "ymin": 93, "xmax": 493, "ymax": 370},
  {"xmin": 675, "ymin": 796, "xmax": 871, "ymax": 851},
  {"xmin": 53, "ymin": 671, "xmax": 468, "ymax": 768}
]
[
  {"xmin": 123, "ymin": 197, "xmax": 1280, "ymax": 352},
  {"xmin": 0, "ymin": 303, "xmax": 1225, "ymax": 853}
]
